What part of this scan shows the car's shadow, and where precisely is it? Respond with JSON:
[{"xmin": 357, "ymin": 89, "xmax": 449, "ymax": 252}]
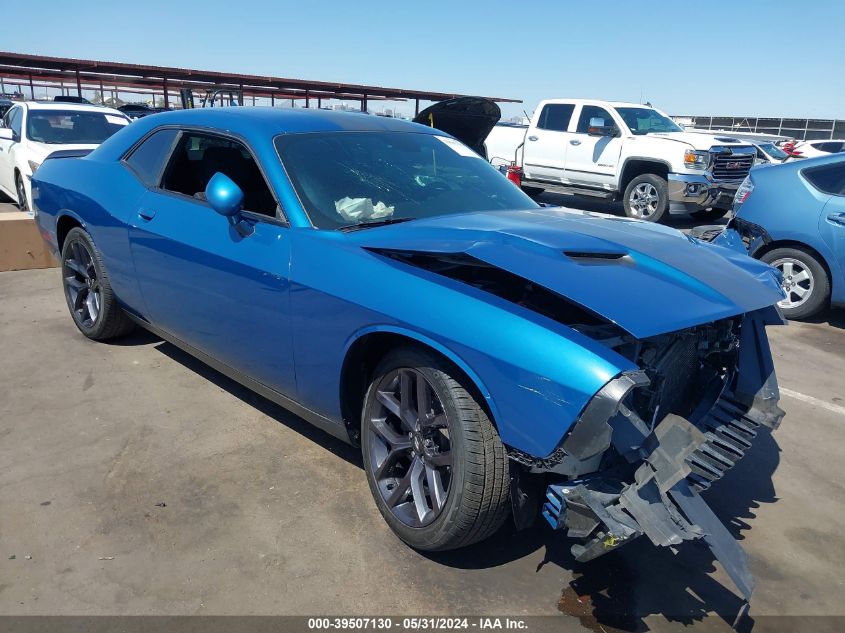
[
  {"xmin": 116, "ymin": 327, "xmax": 780, "ymax": 631},
  {"xmin": 802, "ymin": 306, "xmax": 845, "ymax": 330}
]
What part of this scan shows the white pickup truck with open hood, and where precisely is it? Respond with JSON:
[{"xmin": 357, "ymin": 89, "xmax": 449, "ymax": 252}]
[{"xmin": 486, "ymin": 99, "xmax": 757, "ymax": 223}]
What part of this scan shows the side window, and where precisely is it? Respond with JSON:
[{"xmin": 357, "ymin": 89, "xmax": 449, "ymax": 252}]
[
  {"xmin": 803, "ymin": 163, "xmax": 845, "ymax": 196},
  {"xmin": 536, "ymin": 104, "xmax": 575, "ymax": 132},
  {"xmin": 161, "ymin": 132, "xmax": 277, "ymax": 217},
  {"xmin": 576, "ymin": 105, "xmax": 617, "ymax": 134},
  {"xmin": 124, "ymin": 129, "xmax": 179, "ymax": 186}
]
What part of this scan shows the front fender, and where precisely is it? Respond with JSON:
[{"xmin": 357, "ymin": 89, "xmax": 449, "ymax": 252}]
[{"xmin": 291, "ymin": 232, "xmax": 635, "ymax": 458}]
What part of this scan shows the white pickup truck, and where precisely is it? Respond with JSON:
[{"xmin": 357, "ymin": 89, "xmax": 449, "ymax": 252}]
[{"xmin": 486, "ymin": 99, "xmax": 757, "ymax": 222}]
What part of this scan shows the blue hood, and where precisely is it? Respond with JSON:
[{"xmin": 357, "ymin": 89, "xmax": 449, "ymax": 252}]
[{"xmin": 350, "ymin": 207, "xmax": 785, "ymax": 339}]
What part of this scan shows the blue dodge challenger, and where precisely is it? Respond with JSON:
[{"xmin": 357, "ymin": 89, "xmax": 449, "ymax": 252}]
[{"xmin": 30, "ymin": 107, "xmax": 786, "ymax": 598}]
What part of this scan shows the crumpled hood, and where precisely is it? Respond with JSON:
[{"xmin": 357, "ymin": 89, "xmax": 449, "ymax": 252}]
[
  {"xmin": 351, "ymin": 207, "xmax": 784, "ymax": 339},
  {"xmin": 646, "ymin": 131, "xmax": 749, "ymax": 150}
]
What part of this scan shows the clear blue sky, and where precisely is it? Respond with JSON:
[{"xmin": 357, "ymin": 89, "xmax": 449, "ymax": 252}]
[{"xmin": 3, "ymin": 0, "xmax": 843, "ymax": 120}]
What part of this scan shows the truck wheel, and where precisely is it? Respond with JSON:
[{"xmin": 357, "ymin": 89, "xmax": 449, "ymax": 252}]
[
  {"xmin": 760, "ymin": 247, "xmax": 830, "ymax": 320},
  {"xmin": 361, "ymin": 347, "xmax": 510, "ymax": 551},
  {"xmin": 623, "ymin": 174, "xmax": 668, "ymax": 222},
  {"xmin": 691, "ymin": 207, "xmax": 728, "ymax": 222}
]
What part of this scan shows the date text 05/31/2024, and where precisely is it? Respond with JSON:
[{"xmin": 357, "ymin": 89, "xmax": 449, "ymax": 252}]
[{"xmin": 307, "ymin": 617, "xmax": 529, "ymax": 630}]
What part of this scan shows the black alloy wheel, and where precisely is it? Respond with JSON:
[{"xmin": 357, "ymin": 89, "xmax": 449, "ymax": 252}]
[
  {"xmin": 63, "ymin": 236, "xmax": 102, "ymax": 329},
  {"xmin": 366, "ymin": 367, "xmax": 452, "ymax": 527},
  {"xmin": 362, "ymin": 348, "xmax": 511, "ymax": 551},
  {"xmin": 60, "ymin": 227, "xmax": 135, "ymax": 340}
]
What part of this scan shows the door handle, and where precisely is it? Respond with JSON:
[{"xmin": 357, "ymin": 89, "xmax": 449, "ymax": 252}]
[
  {"xmin": 827, "ymin": 212, "xmax": 845, "ymax": 226},
  {"xmin": 570, "ymin": 139, "xmax": 581, "ymax": 146},
  {"xmin": 138, "ymin": 208, "xmax": 157, "ymax": 221},
  {"xmin": 527, "ymin": 135, "xmax": 539, "ymax": 141}
]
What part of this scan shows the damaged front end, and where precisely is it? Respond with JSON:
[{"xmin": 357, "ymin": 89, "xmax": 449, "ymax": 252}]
[{"xmin": 518, "ymin": 306, "xmax": 785, "ymax": 600}]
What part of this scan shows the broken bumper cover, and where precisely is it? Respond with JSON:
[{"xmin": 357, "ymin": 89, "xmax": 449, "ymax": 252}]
[{"xmin": 540, "ymin": 307, "xmax": 785, "ymax": 601}]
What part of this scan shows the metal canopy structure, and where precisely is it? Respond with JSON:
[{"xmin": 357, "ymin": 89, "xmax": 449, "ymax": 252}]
[{"xmin": 0, "ymin": 51, "xmax": 520, "ymax": 114}]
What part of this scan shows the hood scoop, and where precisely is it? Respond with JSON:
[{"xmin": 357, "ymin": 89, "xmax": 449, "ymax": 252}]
[{"xmin": 564, "ymin": 250, "xmax": 630, "ymax": 263}]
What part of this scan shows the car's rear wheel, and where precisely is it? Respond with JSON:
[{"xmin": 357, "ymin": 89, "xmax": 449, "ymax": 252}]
[
  {"xmin": 61, "ymin": 227, "xmax": 135, "ymax": 340},
  {"xmin": 690, "ymin": 207, "xmax": 728, "ymax": 222},
  {"xmin": 623, "ymin": 174, "xmax": 668, "ymax": 222},
  {"xmin": 361, "ymin": 347, "xmax": 510, "ymax": 551},
  {"xmin": 760, "ymin": 246, "xmax": 830, "ymax": 320},
  {"xmin": 15, "ymin": 173, "xmax": 28, "ymax": 213}
]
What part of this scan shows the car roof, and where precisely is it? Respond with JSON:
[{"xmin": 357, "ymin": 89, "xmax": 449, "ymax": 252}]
[
  {"xmin": 128, "ymin": 106, "xmax": 442, "ymax": 138},
  {"xmin": 20, "ymin": 101, "xmax": 127, "ymax": 116}
]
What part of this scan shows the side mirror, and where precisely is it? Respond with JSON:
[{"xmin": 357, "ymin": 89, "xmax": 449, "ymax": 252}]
[
  {"xmin": 205, "ymin": 172, "xmax": 244, "ymax": 217},
  {"xmin": 0, "ymin": 128, "xmax": 14, "ymax": 141},
  {"xmin": 587, "ymin": 117, "xmax": 618, "ymax": 137}
]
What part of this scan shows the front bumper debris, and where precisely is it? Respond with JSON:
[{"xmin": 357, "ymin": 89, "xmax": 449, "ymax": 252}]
[{"xmin": 540, "ymin": 307, "xmax": 785, "ymax": 601}]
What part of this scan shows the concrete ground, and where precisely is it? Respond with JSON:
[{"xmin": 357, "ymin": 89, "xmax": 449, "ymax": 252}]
[{"xmin": 1, "ymin": 199, "xmax": 844, "ymax": 631}]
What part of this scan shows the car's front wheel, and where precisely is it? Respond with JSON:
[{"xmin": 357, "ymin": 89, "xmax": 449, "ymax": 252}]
[
  {"xmin": 760, "ymin": 246, "xmax": 830, "ymax": 320},
  {"xmin": 61, "ymin": 227, "xmax": 135, "ymax": 340},
  {"xmin": 361, "ymin": 347, "xmax": 510, "ymax": 551}
]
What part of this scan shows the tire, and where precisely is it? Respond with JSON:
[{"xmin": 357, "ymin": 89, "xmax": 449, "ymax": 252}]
[
  {"xmin": 15, "ymin": 173, "xmax": 29, "ymax": 213},
  {"xmin": 61, "ymin": 227, "xmax": 135, "ymax": 340},
  {"xmin": 361, "ymin": 347, "xmax": 510, "ymax": 551},
  {"xmin": 623, "ymin": 173, "xmax": 668, "ymax": 222},
  {"xmin": 690, "ymin": 207, "xmax": 728, "ymax": 222},
  {"xmin": 760, "ymin": 247, "xmax": 830, "ymax": 320}
]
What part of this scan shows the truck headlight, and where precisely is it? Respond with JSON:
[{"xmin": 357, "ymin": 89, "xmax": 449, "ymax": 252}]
[{"xmin": 683, "ymin": 150, "xmax": 709, "ymax": 170}]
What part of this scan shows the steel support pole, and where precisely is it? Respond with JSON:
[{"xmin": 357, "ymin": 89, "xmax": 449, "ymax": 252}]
[
  {"xmin": 162, "ymin": 76, "xmax": 169, "ymax": 109},
  {"xmin": 29, "ymin": 73, "xmax": 35, "ymax": 99},
  {"xmin": 76, "ymin": 70, "xmax": 82, "ymax": 97},
  {"xmin": 415, "ymin": 99, "xmax": 420, "ymax": 116},
  {"xmin": 305, "ymin": 89, "xmax": 309, "ymax": 108},
  {"xmin": 362, "ymin": 94, "xmax": 367, "ymax": 112}
]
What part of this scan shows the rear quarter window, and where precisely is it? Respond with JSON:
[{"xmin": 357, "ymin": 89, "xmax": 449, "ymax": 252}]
[
  {"xmin": 802, "ymin": 162, "xmax": 845, "ymax": 196},
  {"xmin": 123, "ymin": 129, "xmax": 180, "ymax": 186}
]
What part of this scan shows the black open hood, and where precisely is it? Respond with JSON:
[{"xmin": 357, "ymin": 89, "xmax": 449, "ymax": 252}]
[{"xmin": 413, "ymin": 97, "xmax": 501, "ymax": 158}]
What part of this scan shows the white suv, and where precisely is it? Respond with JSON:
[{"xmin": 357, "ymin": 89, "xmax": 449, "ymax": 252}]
[{"xmin": 0, "ymin": 101, "xmax": 130, "ymax": 212}]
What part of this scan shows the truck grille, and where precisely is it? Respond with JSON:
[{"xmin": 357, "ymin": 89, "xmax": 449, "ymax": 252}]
[{"xmin": 711, "ymin": 153, "xmax": 754, "ymax": 181}]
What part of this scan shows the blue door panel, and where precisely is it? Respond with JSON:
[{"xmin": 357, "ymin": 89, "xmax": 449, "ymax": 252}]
[{"xmin": 127, "ymin": 191, "xmax": 296, "ymax": 397}]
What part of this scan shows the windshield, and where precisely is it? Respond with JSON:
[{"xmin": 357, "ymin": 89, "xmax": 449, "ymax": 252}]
[
  {"xmin": 275, "ymin": 131, "xmax": 537, "ymax": 229},
  {"xmin": 615, "ymin": 107, "xmax": 684, "ymax": 135},
  {"xmin": 25, "ymin": 110, "xmax": 129, "ymax": 144},
  {"xmin": 758, "ymin": 142, "xmax": 788, "ymax": 160}
]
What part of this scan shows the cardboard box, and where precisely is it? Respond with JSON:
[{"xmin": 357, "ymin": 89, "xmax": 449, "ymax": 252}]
[{"xmin": 0, "ymin": 212, "xmax": 58, "ymax": 271}]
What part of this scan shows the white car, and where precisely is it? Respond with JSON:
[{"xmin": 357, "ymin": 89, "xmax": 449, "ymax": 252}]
[
  {"xmin": 0, "ymin": 101, "xmax": 130, "ymax": 212},
  {"xmin": 789, "ymin": 139, "xmax": 845, "ymax": 159}
]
